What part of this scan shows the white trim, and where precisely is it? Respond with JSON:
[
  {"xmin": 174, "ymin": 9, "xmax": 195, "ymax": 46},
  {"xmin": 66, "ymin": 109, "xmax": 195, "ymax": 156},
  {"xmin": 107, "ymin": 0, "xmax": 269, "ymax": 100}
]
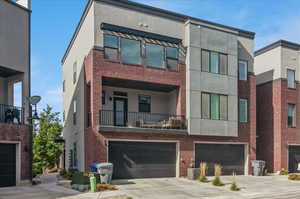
[
  {"xmin": 0, "ymin": 141, "xmax": 21, "ymax": 185},
  {"xmin": 193, "ymin": 141, "xmax": 249, "ymax": 175},
  {"xmin": 107, "ymin": 139, "xmax": 180, "ymax": 177}
]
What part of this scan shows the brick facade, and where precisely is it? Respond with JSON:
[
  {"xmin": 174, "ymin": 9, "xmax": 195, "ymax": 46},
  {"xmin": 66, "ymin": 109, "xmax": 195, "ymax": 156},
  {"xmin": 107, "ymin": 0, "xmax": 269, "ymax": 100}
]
[
  {"xmin": 0, "ymin": 124, "xmax": 31, "ymax": 181},
  {"xmin": 84, "ymin": 48, "xmax": 256, "ymax": 176}
]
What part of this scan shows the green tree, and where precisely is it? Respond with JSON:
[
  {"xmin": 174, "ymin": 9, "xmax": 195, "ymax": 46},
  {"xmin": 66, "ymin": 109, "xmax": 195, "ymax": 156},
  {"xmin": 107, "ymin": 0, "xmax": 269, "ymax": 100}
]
[{"xmin": 33, "ymin": 105, "xmax": 63, "ymax": 174}]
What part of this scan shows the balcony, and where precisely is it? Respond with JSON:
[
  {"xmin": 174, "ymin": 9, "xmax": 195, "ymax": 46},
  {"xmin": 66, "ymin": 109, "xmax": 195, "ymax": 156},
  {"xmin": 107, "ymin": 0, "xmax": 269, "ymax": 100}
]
[
  {"xmin": 99, "ymin": 110, "xmax": 187, "ymax": 134},
  {"xmin": 0, "ymin": 104, "xmax": 24, "ymax": 125}
]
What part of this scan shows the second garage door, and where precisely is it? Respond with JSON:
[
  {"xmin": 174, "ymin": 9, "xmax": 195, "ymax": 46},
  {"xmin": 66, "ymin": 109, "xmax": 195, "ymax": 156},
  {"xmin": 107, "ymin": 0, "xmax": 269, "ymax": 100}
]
[
  {"xmin": 109, "ymin": 141, "xmax": 177, "ymax": 179},
  {"xmin": 0, "ymin": 143, "xmax": 16, "ymax": 187},
  {"xmin": 195, "ymin": 143, "xmax": 245, "ymax": 176}
]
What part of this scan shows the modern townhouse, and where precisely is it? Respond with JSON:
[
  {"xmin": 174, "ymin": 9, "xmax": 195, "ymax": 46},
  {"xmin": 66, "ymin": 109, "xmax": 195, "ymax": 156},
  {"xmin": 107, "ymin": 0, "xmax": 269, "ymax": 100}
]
[
  {"xmin": 0, "ymin": 0, "xmax": 31, "ymax": 186},
  {"xmin": 255, "ymin": 40, "xmax": 300, "ymax": 174},
  {"xmin": 62, "ymin": 0, "xmax": 256, "ymax": 179}
]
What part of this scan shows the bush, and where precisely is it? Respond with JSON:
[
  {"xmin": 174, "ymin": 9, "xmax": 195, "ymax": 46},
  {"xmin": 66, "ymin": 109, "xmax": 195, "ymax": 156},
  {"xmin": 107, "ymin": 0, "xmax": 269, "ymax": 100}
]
[
  {"xmin": 212, "ymin": 177, "xmax": 224, "ymax": 186},
  {"xmin": 288, "ymin": 173, "xmax": 300, "ymax": 181},
  {"xmin": 59, "ymin": 169, "xmax": 67, "ymax": 177},
  {"xmin": 230, "ymin": 183, "xmax": 240, "ymax": 191},
  {"xmin": 279, "ymin": 168, "xmax": 288, "ymax": 175},
  {"xmin": 198, "ymin": 176, "xmax": 209, "ymax": 183}
]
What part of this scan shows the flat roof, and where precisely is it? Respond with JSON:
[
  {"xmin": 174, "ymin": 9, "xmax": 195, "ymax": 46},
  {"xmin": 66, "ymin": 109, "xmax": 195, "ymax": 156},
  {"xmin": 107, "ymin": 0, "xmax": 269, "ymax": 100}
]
[
  {"xmin": 3, "ymin": 0, "xmax": 31, "ymax": 12},
  {"xmin": 62, "ymin": 0, "xmax": 256, "ymax": 64},
  {"xmin": 255, "ymin": 40, "xmax": 300, "ymax": 56}
]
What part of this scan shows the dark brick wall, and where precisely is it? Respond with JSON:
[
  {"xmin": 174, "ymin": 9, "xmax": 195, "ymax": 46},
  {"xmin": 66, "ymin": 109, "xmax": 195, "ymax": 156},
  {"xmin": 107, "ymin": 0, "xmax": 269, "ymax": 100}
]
[
  {"xmin": 84, "ymin": 48, "xmax": 256, "ymax": 176},
  {"xmin": 0, "ymin": 124, "xmax": 30, "ymax": 181}
]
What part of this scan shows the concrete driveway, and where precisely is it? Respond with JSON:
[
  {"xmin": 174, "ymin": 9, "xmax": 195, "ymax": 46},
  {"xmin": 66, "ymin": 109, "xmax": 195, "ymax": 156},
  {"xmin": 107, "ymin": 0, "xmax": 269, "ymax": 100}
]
[{"xmin": 114, "ymin": 175, "xmax": 300, "ymax": 199}]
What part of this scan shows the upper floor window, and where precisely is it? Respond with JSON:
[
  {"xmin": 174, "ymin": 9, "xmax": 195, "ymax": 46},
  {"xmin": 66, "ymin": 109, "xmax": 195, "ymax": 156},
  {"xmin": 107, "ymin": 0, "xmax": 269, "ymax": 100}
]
[
  {"xmin": 146, "ymin": 43, "xmax": 164, "ymax": 68},
  {"xmin": 201, "ymin": 92, "xmax": 228, "ymax": 121},
  {"xmin": 120, "ymin": 38, "xmax": 141, "ymax": 65},
  {"xmin": 202, "ymin": 50, "xmax": 227, "ymax": 75},
  {"xmin": 166, "ymin": 47, "xmax": 179, "ymax": 71},
  {"xmin": 104, "ymin": 34, "xmax": 119, "ymax": 60},
  {"xmin": 73, "ymin": 99, "xmax": 77, "ymax": 125},
  {"xmin": 139, "ymin": 95, "xmax": 151, "ymax": 113},
  {"xmin": 73, "ymin": 62, "xmax": 77, "ymax": 84},
  {"xmin": 239, "ymin": 60, "xmax": 248, "ymax": 80},
  {"xmin": 239, "ymin": 99, "xmax": 248, "ymax": 123},
  {"xmin": 287, "ymin": 69, "xmax": 295, "ymax": 89},
  {"xmin": 288, "ymin": 104, "xmax": 296, "ymax": 128}
]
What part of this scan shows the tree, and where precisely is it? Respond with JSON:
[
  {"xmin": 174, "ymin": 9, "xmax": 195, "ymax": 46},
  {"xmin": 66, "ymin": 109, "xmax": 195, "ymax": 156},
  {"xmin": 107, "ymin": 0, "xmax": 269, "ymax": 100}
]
[{"xmin": 33, "ymin": 105, "xmax": 63, "ymax": 174}]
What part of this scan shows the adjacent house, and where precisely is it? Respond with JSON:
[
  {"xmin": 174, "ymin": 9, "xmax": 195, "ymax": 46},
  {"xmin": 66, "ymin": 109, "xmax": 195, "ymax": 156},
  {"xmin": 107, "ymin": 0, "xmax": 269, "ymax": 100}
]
[
  {"xmin": 62, "ymin": 0, "xmax": 256, "ymax": 178},
  {"xmin": 255, "ymin": 40, "xmax": 300, "ymax": 173},
  {"xmin": 0, "ymin": 0, "xmax": 31, "ymax": 186}
]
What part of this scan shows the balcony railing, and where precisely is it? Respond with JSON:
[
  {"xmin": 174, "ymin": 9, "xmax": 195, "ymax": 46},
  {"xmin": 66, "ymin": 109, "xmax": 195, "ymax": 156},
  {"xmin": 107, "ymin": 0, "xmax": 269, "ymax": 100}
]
[
  {"xmin": 100, "ymin": 110, "xmax": 187, "ymax": 130},
  {"xmin": 0, "ymin": 104, "xmax": 24, "ymax": 125}
]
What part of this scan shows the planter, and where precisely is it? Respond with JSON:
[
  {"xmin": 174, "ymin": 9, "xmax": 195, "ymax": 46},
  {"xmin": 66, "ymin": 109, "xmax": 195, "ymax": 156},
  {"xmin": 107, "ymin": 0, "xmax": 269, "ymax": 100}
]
[{"xmin": 187, "ymin": 168, "xmax": 200, "ymax": 180}]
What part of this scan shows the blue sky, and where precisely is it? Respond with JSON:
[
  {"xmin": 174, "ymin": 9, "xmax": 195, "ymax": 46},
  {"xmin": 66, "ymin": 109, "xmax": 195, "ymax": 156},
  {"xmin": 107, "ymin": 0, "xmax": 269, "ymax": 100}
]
[{"xmin": 31, "ymin": 0, "xmax": 300, "ymax": 114}]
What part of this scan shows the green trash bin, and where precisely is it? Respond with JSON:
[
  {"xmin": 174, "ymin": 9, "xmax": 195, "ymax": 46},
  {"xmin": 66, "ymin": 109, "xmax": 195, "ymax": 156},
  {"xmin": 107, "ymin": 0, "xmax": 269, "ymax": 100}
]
[{"xmin": 89, "ymin": 175, "xmax": 97, "ymax": 192}]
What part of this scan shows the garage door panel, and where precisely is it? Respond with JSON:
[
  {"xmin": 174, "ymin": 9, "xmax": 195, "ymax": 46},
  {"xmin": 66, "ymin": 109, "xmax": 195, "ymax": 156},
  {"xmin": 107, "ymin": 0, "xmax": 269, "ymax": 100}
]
[
  {"xmin": 109, "ymin": 141, "xmax": 176, "ymax": 179},
  {"xmin": 0, "ymin": 144, "xmax": 16, "ymax": 187},
  {"xmin": 195, "ymin": 144, "xmax": 245, "ymax": 176},
  {"xmin": 289, "ymin": 146, "xmax": 300, "ymax": 173}
]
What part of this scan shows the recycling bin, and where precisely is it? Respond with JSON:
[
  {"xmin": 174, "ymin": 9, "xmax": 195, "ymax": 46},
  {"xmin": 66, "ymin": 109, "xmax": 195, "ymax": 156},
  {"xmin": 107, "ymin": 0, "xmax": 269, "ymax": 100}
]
[
  {"xmin": 96, "ymin": 163, "xmax": 113, "ymax": 184},
  {"xmin": 89, "ymin": 162, "xmax": 102, "ymax": 172},
  {"xmin": 252, "ymin": 160, "xmax": 265, "ymax": 176}
]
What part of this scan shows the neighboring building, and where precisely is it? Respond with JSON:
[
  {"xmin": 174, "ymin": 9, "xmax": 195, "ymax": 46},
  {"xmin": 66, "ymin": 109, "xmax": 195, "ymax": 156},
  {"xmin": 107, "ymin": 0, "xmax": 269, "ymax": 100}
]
[
  {"xmin": 62, "ymin": 0, "xmax": 256, "ymax": 178},
  {"xmin": 0, "ymin": 0, "xmax": 31, "ymax": 186},
  {"xmin": 255, "ymin": 40, "xmax": 300, "ymax": 173}
]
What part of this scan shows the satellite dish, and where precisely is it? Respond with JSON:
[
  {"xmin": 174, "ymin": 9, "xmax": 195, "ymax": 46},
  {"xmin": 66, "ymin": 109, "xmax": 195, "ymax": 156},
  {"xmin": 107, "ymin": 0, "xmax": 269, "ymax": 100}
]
[{"xmin": 29, "ymin": 96, "xmax": 41, "ymax": 105}]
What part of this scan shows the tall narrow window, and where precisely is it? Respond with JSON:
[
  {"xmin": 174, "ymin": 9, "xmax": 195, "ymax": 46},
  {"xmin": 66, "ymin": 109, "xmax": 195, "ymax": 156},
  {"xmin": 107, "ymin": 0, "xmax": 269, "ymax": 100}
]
[
  {"xmin": 288, "ymin": 104, "xmax": 296, "ymax": 128},
  {"xmin": 239, "ymin": 60, "xmax": 248, "ymax": 80},
  {"xmin": 73, "ymin": 62, "xmax": 77, "ymax": 84},
  {"xmin": 287, "ymin": 69, "xmax": 295, "ymax": 89},
  {"xmin": 139, "ymin": 96, "xmax": 151, "ymax": 113},
  {"xmin": 210, "ymin": 94, "xmax": 220, "ymax": 120},
  {"xmin": 102, "ymin": 91, "xmax": 106, "ymax": 105},
  {"xmin": 120, "ymin": 38, "xmax": 141, "ymax": 65},
  {"xmin": 239, "ymin": 99, "xmax": 248, "ymax": 123},
  {"xmin": 73, "ymin": 142, "xmax": 78, "ymax": 168},
  {"xmin": 73, "ymin": 99, "xmax": 77, "ymax": 125},
  {"xmin": 104, "ymin": 34, "xmax": 119, "ymax": 60},
  {"xmin": 201, "ymin": 50, "xmax": 210, "ymax": 72},
  {"xmin": 201, "ymin": 93, "xmax": 210, "ymax": 119},
  {"xmin": 210, "ymin": 52, "xmax": 219, "ymax": 74},
  {"xmin": 220, "ymin": 53, "xmax": 228, "ymax": 75},
  {"xmin": 146, "ymin": 43, "xmax": 164, "ymax": 68},
  {"xmin": 166, "ymin": 47, "xmax": 179, "ymax": 71},
  {"xmin": 220, "ymin": 95, "xmax": 228, "ymax": 120}
]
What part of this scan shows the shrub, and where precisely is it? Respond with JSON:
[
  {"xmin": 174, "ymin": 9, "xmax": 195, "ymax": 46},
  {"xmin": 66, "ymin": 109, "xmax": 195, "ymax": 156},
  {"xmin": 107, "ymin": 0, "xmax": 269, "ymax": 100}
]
[
  {"xmin": 198, "ymin": 162, "xmax": 209, "ymax": 183},
  {"xmin": 59, "ymin": 169, "xmax": 67, "ymax": 177},
  {"xmin": 212, "ymin": 177, "xmax": 224, "ymax": 186},
  {"xmin": 212, "ymin": 164, "xmax": 224, "ymax": 186},
  {"xmin": 230, "ymin": 183, "xmax": 240, "ymax": 191},
  {"xmin": 198, "ymin": 176, "xmax": 209, "ymax": 183},
  {"xmin": 288, "ymin": 173, "xmax": 300, "ymax": 181},
  {"xmin": 279, "ymin": 168, "xmax": 288, "ymax": 175}
]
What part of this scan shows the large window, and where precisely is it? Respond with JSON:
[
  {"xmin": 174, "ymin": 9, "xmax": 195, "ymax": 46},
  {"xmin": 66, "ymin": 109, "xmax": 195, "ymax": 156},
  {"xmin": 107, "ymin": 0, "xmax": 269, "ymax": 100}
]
[
  {"xmin": 166, "ymin": 47, "xmax": 179, "ymax": 71},
  {"xmin": 202, "ymin": 50, "xmax": 227, "ymax": 75},
  {"xmin": 104, "ymin": 34, "xmax": 119, "ymax": 60},
  {"xmin": 239, "ymin": 60, "xmax": 248, "ymax": 80},
  {"xmin": 287, "ymin": 69, "xmax": 295, "ymax": 89},
  {"xmin": 201, "ymin": 93, "xmax": 228, "ymax": 120},
  {"xmin": 139, "ymin": 95, "xmax": 151, "ymax": 113},
  {"xmin": 239, "ymin": 99, "xmax": 248, "ymax": 123},
  {"xmin": 146, "ymin": 43, "xmax": 164, "ymax": 68},
  {"xmin": 121, "ymin": 38, "xmax": 141, "ymax": 65},
  {"xmin": 288, "ymin": 104, "xmax": 296, "ymax": 128}
]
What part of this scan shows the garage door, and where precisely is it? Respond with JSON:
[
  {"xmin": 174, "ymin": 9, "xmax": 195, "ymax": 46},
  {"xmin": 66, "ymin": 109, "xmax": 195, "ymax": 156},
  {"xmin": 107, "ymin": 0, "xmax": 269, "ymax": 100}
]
[
  {"xmin": 109, "ymin": 141, "xmax": 177, "ymax": 179},
  {"xmin": 195, "ymin": 144, "xmax": 245, "ymax": 176},
  {"xmin": 0, "ymin": 144, "xmax": 16, "ymax": 187},
  {"xmin": 288, "ymin": 146, "xmax": 300, "ymax": 173}
]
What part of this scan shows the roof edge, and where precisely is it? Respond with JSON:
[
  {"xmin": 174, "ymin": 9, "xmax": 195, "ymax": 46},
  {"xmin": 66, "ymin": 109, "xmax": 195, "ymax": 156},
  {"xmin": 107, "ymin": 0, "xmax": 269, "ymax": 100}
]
[
  {"xmin": 255, "ymin": 40, "xmax": 300, "ymax": 57},
  {"xmin": 3, "ymin": 0, "xmax": 31, "ymax": 12}
]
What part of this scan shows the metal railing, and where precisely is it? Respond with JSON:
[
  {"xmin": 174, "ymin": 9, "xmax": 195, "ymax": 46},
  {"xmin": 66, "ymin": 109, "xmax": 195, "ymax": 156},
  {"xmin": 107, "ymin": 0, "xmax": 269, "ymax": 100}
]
[
  {"xmin": 0, "ymin": 104, "xmax": 24, "ymax": 125},
  {"xmin": 100, "ymin": 110, "xmax": 187, "ymax": 130}
]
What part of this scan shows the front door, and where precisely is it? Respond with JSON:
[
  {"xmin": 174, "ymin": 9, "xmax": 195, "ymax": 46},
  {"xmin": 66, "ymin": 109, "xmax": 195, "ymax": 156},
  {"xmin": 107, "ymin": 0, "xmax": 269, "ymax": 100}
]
[{"xmin": 114, "ymin": 98, "xmax": 127, "ymax": 126}]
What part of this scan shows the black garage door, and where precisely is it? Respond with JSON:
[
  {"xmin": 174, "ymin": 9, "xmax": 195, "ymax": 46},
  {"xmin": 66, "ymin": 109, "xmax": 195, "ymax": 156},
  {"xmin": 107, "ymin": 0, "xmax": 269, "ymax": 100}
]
[
  {"xmin": 109, "ymin": 141, "xmax": 177, "ymax": 179},
  {"xmin": 289, "ymin": 146, "xmax": 300, "ymax": 173},
  {"xmin": 195, "ymin": 144, "xmax": 245, "ymax": 176},
  {"xmin": 0, "ymin": 144, "xmax": 16, "ymax": 187}
]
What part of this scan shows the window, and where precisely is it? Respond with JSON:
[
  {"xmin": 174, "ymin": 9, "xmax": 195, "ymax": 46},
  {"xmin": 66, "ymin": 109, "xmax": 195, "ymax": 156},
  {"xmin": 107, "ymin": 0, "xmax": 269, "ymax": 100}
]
[
  {"xmin": 166, "ymin": 47, "xmax": 179, "ymax": 71},
  {"xmin": 239, "ymin": 60, "xmax": 248, "ymax": 80},
  {"xmin": 102, "ymin": 91, "xmax": 106, "ymax": 105},
  {"xmin": 73, "ymin": 62, "xmax": 77, "ymax": 84},
  {"xmin": 239, "ymin": 99, "xmax": 248, "ymax": 123},
  {"xmin": 63, "ymin": 80, "xmax": 65, "ymax": 92},
  {"xmin": 121, "ymin": 38, "xmax": 141, "ymax": 65},
  {"xmin": 73, "ymin": 100, "xmax": 77, "ymax": 125},
  {"xmin": 201, "ymin": 93, "xmax": 228, "ymax": 120},
  {"xmin": 104, "ymin": 34, "xmax": 119, "ymax": 60},
  {"xmin": 201, "ymin": 50, "xmax": 227, "ymax": 75},
  {"xmin": 287, "ymin": 69, "xmax": 295, "ymax": 89},
  {"xmin": 288, "ymin": 104, "xmax": 296, "ymax": 128},
  {"xmin": 73, "ymin": 142, "xmax": 77, "ymax": 168},
  {"xmin": 139, "ymin": 95, "xmax": 151, "ymax": 113},
  {"xmin": 146, "ymin": 43, "xmax": 164, "ymax": 68}
]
